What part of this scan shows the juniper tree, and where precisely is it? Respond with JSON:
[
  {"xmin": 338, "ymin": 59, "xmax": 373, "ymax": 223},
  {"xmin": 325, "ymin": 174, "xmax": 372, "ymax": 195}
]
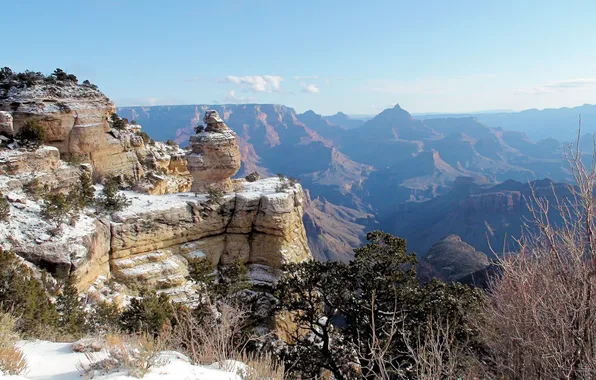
[
  {"xmin": 275, "ymin": 231, "xmax": 483, "ymax": 380},
  {"xmin": 55, "ymin": 274, "xmax": 89, "ymax": 338},
  {"xmin": 97, "ymin": 175, "xmax": 131, "ymax": 213},
  {"xmin": 0, "ymin": 250, "xmax": 58, "ymax": 337},
  {"xmin": 119, "ymin": 291, "xmax": 175, "ymax": 336}
]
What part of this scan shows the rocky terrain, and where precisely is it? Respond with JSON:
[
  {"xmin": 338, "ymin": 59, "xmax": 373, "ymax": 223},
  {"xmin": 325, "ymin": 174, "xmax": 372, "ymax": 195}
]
[{"xmin": 0, "ymin": 76, "xmax": 312, "ymax": 302}]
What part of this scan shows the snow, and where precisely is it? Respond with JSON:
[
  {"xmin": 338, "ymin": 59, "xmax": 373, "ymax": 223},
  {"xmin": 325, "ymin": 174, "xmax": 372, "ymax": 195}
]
[
  {"xmin": 0, "ymin": 189, "xmax": 97, "ymax": 254},
  {"xmin": 2, "ymin": 340, "xmax": 245, "ymax": 380},
  {"xmin": 112, "ymin": 177, "xmax": 299, "ymax": 220}
]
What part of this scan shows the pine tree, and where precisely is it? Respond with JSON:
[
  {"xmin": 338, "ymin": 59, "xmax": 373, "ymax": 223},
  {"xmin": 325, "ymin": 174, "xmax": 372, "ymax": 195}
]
[
  {"xmin": 40, "ymin": 192, "xmax": 73, "ymax": 226},
  {"xmin": 0, "ymin": 250, "xmax": 58, "ymax": 337},
  {"xmin": 89, "ymin": 301, "xmax": 121, "ymax": 333},
  {"xmin": 97, "ymin": 175, "xmax": 131, "ymax": 213},
  {"xmin": 74, "ymin": 171, "xmax": 95, "ymax": 209},
  {"xmin": 119, "ymin": 291, "xmax": 174, "ymax": 336},
  {"xmin": 55, "ymin": 275, "xmax": 89, "ymax": 338},
  {"xmin": 275, "ymin": 231, "xmax": 483, "ymax": 380}
]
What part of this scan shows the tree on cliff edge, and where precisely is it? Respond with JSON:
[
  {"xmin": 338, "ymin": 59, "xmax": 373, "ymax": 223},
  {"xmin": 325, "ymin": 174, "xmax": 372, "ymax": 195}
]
[{"xmin": 275, "ymin": 231, "xmax": 482, "ymax": 379}]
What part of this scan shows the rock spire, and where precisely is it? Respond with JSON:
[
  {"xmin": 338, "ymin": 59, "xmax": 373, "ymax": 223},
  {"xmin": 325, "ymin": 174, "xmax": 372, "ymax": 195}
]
[{"xmin": 187, "ymin": 110, "xmax": 241, "ymax": 193}]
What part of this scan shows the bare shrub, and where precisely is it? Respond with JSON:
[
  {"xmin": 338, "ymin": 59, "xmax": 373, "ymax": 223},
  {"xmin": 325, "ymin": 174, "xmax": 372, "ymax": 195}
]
[
  {"xmin": 237, "ymin": 350, "xmax": 285, "ymax": 380},
  {"xmin": 484, "ymin": 121, "xmax": 596, "ymax": 379},
  {"xmin": 81, "ymin": 332, "xmax": 166, "ymax": 378},
  {"xmin": 0, "ymin": 312, "xmax": 28, "ymax": 375},
  {"xmin": 399, "ymin": 316, "xmax": 480, "ymax": 380},
  {"xmin": 168, "ymin": 301, "xmax": 250, "ymax": 370},
  {"xmin": 356, "ymin": 294, "xmax": 478, "ymax": 380}
]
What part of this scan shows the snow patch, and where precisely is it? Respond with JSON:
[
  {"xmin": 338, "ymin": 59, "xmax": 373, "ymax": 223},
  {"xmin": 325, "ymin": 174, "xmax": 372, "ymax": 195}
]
[{"xmin": 5, "ymin": 340, "xmax": 245, "ymax": 380}]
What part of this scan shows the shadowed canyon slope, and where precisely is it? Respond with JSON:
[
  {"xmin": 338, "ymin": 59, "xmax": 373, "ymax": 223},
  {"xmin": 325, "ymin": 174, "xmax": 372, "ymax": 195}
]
[{"xmin": 118, "ymin": 103, "xmax": 579, "ymax": 266}]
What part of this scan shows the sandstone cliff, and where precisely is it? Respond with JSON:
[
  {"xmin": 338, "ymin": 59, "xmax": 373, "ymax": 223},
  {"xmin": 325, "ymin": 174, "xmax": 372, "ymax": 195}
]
[{"xmin": 110, "ymin": 178, "xmax": 310, "ymax": 294}]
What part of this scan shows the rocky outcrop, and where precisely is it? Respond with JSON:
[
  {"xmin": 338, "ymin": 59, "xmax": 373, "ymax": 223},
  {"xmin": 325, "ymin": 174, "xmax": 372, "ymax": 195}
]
[
  {"xmin": 134, "ymin": 141, "xmax": 192, "ymax": 195},
  {"xmin": 0, "ymin": 146, "xmax": 81, "ymax": 192},
  {"xmin": 109, "ymin": 178, "xmax": 310, "ymax": 290},
  {"xmin": 187, "ymin": 111, "xmax": 241, "ymax": 193},
  {"xmin": 0, "ymin": 83, "xmax": 148, "ymax": 181},
  {"xmin": 0, "ymin": 146, "xmax": 310, "ymax": 293},
  {"xmin": 421, "ymin": 235, "xmax": 490, "ymax": 282}
]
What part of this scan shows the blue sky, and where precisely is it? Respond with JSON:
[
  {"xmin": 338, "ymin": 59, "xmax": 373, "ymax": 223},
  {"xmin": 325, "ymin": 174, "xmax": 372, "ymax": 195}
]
[{"xmin": 3, "ymin": 0, "xmax": 596, "ymax": 115}]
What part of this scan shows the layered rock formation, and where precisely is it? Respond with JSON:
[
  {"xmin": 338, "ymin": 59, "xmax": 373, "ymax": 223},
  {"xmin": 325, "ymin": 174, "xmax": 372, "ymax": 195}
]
[
  {"xmin": 135, "ymin": 141, "xmax": 192, "ymax": 195},
  {"xmin": 186, "ymin": 110, "xmax": 241, "ymax": 193},
  {"xmin": 109, "ymin": 178, "xmax": 310, "ymax": 291},
  {"xmin": 0, "ymin": 76, "xmax": 311, "ymax": 297},
  {"xmin": 0, "ymin": 81, "xmax": 147, "ymax": 181}
]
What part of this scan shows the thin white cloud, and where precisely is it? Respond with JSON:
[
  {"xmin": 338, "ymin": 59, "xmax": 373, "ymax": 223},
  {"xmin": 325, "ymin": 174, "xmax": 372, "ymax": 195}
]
[
  {"xmin": 293, "ymin": 75, "xmax": 319, "ymax": 80},
  {"xmin": 224, "ymin": 75, "xmax": 283, "ymax": 92},
  {"xmin": 301, "ymin": 84, "xmax": 320, "ymax": 94},
  {"xmin": 514, "ymin": 78, "xmax": 596, "ymax": 95},
  {"xmin": 224, "ymin": 90, "xmax": 256, "ymax": 103}
]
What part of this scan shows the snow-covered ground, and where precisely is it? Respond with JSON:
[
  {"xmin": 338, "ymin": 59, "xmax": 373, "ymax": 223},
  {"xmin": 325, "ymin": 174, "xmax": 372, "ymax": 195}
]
[{"xmin": 2, "ymin": 341, "xmax": 244, "ymax": 380}]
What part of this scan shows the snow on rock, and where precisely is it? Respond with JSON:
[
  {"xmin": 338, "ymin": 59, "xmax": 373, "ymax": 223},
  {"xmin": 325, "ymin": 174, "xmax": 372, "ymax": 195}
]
[{"xmin": 4, "ymin": 340, "xmax": 244, "ymax": 380}]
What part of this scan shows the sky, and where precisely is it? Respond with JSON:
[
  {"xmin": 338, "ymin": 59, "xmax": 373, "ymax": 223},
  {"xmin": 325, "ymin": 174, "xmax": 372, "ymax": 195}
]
[{"xmin": 3, "ymin": 0, "xmax": 596, "ymax": 115}]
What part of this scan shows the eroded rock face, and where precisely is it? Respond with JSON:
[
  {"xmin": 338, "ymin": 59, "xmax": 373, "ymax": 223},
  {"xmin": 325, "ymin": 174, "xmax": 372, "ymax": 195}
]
[
  {"xmin": 187, "ymin": 110, "xmax": 241, "ymax": 193},
  {"xmin": 109, "ymin": 177, "xmax": 311, "ymax": 290},
  {"xmin": 134, "ymin": 141, "xmax": 192, "ymax": 195},
  {"xmin": 0, "ymin": 83, "xmax": 146, "ymax": 180}
]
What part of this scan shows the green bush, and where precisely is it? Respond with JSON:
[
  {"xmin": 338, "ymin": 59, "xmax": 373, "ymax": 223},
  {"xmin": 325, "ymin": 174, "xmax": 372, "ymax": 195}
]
[
  {"xmin": 137, "ymin": 131, "xmax": 151, "ymax": 144},
  {"xmin": 110, "ymin": 113, "xmax": 127, "ymax": 130},
  {"xmin": 275, "ymin": 231, "xmax": 483, "ymax": 379},
  {"xmin": 188, "ymin": 258, "xmax": 251, "ymax": 301},
  {"xmin": 23, "ymin": 178, "xmax": 45, "ymax": 200},
  {"xmin": 55, "ymin": 274, "xmax": 89, "ymax": 338},
  {"xmin": 119, "ymin": 291, "xmax": 175, "ymax": 336},
  {"xmin": 0, "ymin": 250, "xmax": 59, "ymax": 337},
  {"xmin": 15, "ymin": 120, "xmax": 46, "ymax": 148},
  {"xmin": 97, "ymin": 175, "xmax": 131, "ymax": 213},
  {"xmin": 40, "ymin": 192, "xmax": 73, "ymax": 226},
  {"xmin": 89, "ymin": 301, "xmax": 121, "ymax": 333},
  {"xmin": 70, "ymin": 171, "xmax": 95, "ymax": 210}
]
